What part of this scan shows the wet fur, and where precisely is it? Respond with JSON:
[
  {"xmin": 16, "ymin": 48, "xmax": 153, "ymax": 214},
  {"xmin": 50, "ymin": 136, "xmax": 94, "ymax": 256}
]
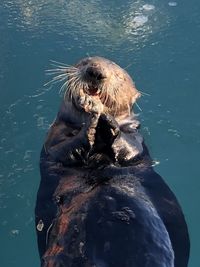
[{"xmin": 35, "ymin": 57, "xmax": 190, "ymax": 267}]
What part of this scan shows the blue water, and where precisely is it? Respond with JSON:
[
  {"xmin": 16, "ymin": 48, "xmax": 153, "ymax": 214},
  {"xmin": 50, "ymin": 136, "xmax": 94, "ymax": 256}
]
[{"xmin": 0, "ymin": 1, "xmax": 199, "ymax": 266}]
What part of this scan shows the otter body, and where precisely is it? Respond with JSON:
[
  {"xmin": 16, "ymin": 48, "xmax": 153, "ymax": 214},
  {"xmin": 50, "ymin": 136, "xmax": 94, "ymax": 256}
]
[{"xmin": 35, "ymin": 57, "xmax": 189, "ymax": 267}]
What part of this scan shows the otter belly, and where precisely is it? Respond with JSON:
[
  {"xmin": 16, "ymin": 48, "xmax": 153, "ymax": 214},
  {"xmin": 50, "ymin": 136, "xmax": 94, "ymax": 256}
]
[
  {"xmin": 36, "ymin": 166, "xmax": 174, "ymax": 267},
  {"xmin": 82, "ymin": 186, "xmax": 174, "ymax": 267}
]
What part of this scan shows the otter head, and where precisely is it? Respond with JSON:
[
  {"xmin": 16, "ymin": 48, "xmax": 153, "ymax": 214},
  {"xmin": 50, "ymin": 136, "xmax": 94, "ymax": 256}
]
[{"xmin": 48, "ymin": 56, "xmax": 141, "ymax": 118}]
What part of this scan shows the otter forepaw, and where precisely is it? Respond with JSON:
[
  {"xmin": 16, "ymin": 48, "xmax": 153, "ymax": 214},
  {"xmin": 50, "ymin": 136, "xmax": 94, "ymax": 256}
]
[
  {"xmin": 99, "ymin": 114, "xmax": 120, "ymax": 138},
  {"xmin": 78, "ymin": 95, "xmax": 103, "ymax": 114},
  {"xmin": 96, "ymin": 114, "xmax": 120, "ymax": 146}
]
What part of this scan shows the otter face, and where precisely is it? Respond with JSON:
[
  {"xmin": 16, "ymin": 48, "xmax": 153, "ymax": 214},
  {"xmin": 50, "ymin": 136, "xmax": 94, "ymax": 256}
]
[
  {"xmin": 76, "ymin": 57, "xmax": 107, "ymax": 96},
  {"xmin": 47, "ymin": 56, "xmax": 141, "ymax": 117}
]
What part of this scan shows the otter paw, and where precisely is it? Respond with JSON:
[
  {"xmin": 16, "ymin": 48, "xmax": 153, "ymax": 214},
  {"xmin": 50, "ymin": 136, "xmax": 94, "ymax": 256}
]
[
  {"xmin": 99, "ymin": 114, "xmax": 120, "ymax": 138},
  {"xmin": 78, "ymin": 95, "xmax": 103, "ymax": 114}
]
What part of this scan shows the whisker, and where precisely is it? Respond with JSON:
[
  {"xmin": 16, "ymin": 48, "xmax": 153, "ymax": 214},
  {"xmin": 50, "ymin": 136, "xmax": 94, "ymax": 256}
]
[
  {"xmin": 68, "ymin": 76, "xmax": 79, "ymax": 86},
  {"xmin": 124, "ymin": 62, "xmax": 134, "ymax": 70},
  {"xmin": 135, "ymin": 102, "xmax": 142, "ymax": 112},
  {"xmin": 68, "ymin": 77, "xmax": 79, "ymax": 93},
  {"xmin": 44, "ymin": 77, "xmax": 67, "ymax": 87},
  {"xmin": 60, "ymin": 75, "xmax": 79, "ymax": 95},
  {"xmin": 64, "ymin": 76, "xmax": 80, "ymax": 100},
  {"xmin": 49, "ymin": 63, "xmax": 74, "ymax": 70},
  {"xmin": 45, "ymin": 68, "xmax": 68, "ymax": 73},
  {"xmin": 139, "ymin": 90, "xmax": 151, "ymax": 97},
  {"xmin": 50, "ymin": 60, "xmax": 77, "ymax": 68},
  {"xmin": 71, "ymin": 82, "xmax": 79, "ymax": 100},
  {"xmin": 46, "ymin": 73, "xmax": 77, "ymax": 81},
  {"xmin": 44, "ymin": 73, "xmax": 68, "ymax": 87},
  {"xmin": 45, "ymin": 71, "xmax": 64, "ymax": 76},
  {"xmin": 45, "ymin": 69, "xmax": 77, "ymax": 74},
  {"xmin": 59, "ymin": 80, "xmax": 69, "ymax": 95},
  {"xmin": 51, "ymin": 73, "xmax": 68, "ymax": 80},
  {"xmin": 50, "ymin": 64, "xmax": 77, "ymax": 70}
]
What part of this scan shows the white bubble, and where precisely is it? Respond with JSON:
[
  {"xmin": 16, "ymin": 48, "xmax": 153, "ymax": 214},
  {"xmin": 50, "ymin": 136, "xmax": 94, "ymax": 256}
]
[
  {"xmin": 168, "ymin": 2, "xmax": 177, "ymax": 7},
  {"xmin": 11, "ymin": 229, "xmax": 19, "ymax": 235},
  {"xmin": 142, "ymin": 4, "xmax": 155, "ymax": 11}
]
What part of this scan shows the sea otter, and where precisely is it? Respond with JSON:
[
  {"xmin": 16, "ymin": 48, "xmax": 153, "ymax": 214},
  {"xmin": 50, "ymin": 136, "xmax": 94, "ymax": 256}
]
[{"xmin": 35, "ymin": 56, "xmax": 190, "ymax": 267}]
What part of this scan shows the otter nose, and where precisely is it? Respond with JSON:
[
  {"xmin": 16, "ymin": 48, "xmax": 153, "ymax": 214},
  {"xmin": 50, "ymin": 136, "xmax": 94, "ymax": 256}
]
[{"xmin": 86, "ymin": 67, "xmax": 105, "ymax": 81}]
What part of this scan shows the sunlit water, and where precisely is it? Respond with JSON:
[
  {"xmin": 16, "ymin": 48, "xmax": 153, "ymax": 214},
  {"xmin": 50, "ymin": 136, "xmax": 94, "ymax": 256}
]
[{"xmin": 0, "ymin": 1, "xmax": 199, "ymax": 266}]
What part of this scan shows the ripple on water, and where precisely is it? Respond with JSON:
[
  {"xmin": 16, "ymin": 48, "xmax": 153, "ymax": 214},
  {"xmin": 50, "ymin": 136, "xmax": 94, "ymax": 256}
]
[
  {"xmin": 2, "ymin": 0, "xmax": 170, "ymax": 52},
  {"xmin": 0, "ymin": 89, "xmax": 53, "ymax": 214}
]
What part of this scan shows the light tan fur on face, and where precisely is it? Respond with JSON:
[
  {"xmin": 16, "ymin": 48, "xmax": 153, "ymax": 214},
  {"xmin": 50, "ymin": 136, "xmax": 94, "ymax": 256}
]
[{"xmin": 46, "ymin": 56, "xmax": 141, "ymax": 118}]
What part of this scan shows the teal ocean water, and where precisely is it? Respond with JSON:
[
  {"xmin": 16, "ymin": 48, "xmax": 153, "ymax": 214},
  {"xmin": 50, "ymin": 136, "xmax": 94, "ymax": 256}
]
[{"xmin": 0, "ymin": 1, "xmax": 199, "ymax": 266}]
